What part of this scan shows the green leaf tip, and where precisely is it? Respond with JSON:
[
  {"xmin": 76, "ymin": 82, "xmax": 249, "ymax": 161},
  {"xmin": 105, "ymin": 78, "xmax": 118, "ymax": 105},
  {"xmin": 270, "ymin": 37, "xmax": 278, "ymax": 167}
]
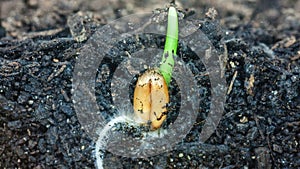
[
  {"xmin": 164, "ymin": 6, "xmax": 178, "ymax": 55},
  {"xmin": 159, "ymin": 6, "xmax": 178, "ymax": 86}
]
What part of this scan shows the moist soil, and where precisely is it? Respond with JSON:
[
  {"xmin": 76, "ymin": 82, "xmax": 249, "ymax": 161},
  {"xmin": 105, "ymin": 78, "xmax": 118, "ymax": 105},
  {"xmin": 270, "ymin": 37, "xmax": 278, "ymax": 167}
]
[{"xmin": 0, "ymin": 0, "xmax": 299, "ymax": 168}]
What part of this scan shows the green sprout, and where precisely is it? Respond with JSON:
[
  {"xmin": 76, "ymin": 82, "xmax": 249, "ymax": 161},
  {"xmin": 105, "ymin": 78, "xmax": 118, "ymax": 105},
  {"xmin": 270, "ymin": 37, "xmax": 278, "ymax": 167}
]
[{"xmin": 159, "ymin": 6, "xmax": 178, "ymax": 86}]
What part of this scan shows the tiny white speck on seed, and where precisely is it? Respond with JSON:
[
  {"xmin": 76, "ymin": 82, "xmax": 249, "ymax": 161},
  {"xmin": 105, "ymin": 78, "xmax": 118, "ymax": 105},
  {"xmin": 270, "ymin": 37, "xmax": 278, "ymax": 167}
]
[
  {"xmin": 179, "ymin": 153, "xmax": 184, "ymax": 158},
  {"xmin": 170, "ymin": 158, "xmax": 173, "ymax": 162}
]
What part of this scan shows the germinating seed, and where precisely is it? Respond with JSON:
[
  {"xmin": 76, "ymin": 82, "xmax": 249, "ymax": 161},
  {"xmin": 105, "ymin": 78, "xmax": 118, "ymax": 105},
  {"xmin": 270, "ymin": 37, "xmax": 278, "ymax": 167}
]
[{"xmin": 133, "ymin": 69, "xmax": 169, "ymax": 130}]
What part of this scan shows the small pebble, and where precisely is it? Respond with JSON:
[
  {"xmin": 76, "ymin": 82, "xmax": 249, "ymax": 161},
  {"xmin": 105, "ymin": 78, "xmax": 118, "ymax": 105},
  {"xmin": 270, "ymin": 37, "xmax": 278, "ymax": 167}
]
[
  {"xmin": 240, "ymin": 116, "xmax": 248, "ymax": 123},
  {"xmin": 179, "ymin": 153, "xmax": 184, "ymax": 158},
  {"xmin": 272, "ymin": 144, "xmax": 283, "ymax": 153},
  {"xmin": 53, "ymin": 58, "xmax": 59, "ymax": 63},
  {"xmin": 28, "ymin": 100, "xmax": 34, "ymax": 105}
]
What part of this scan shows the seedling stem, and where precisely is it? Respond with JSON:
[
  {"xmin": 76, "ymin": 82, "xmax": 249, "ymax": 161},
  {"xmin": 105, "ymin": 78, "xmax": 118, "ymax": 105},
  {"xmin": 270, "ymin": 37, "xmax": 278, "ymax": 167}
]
[{"xmin": 159, "ymin": 6, "xmax": 178, "ymax": 86}]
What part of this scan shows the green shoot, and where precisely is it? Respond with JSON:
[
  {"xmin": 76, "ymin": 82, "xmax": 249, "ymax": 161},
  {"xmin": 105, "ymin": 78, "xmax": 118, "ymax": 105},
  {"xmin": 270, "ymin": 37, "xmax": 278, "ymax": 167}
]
[{"xmin": 159, "ymin": 6, "xmax": 178, "ymax": 86}]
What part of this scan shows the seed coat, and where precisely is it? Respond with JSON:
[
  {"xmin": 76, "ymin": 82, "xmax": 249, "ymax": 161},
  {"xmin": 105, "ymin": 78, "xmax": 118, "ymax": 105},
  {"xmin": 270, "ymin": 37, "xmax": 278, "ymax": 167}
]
[{"xmin": 133, "ymin": 69, "xmax": 169, "ymax": 130}]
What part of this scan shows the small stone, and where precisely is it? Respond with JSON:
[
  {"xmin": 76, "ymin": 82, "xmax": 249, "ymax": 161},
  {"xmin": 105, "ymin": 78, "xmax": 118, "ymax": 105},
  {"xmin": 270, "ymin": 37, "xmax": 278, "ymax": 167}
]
[
  {"xmin": 16, "ymin": 146, "xmax": 25, "ymax": 158},
  {"xmin": 179, "ymin": 153, "xmax": 184, "ymax": 158},
  {"xmin": 272, "ymin": 144, "xmax": 283, "ymax": 153},
  {"xmin": 291, "ymin": 75, "xmax": 297, "ymax": 82},
  {"xmin": 60, "ymin": 103, "xmax": 73, "ymax": 116},
  {"xmin": 28, "ymin": 0, "xmax": 38, "ymax": 7},
  {"xmin": 240, "ymin": 116, "xmax": 248, "ymax": 123},
  {"xmin": 18, "ymin": 94, "xmax": 28, "ymax": 104},
  {"xmin": 17, "ymin": 137, "xmax": 28, "ymax": 145},
  {"xmin": 67, "ymin": 12, "xmax": 87, "ymax": 42},
  {"xmin": 236, "ymin": 123, "xmax": 249, "ymax": 134},
  {"xmin": 53, "ymin": 58, "xmax": 59, "ymax": 63},
  {"xmin": 247, "ymin": 127, "xmax": 259, "ymax": 140},
  {"xmin": 28, "ymin": 100, "xmax": 34, "ymax": 105},
  {"xmin": 255, "ymin": 147, "xmax": 271, "ymax": 169},
  {"xmin": 230, "ymin": 61, "xmax": 236, "ymax": 68},
  {"xmin": 33, "ymin": 165, "xmax": 42, "ymax": 169},
  {"xmin": 7, "ymin": 120, "xmax": 22, "ymax": 129},
  {"xmin": 205, "ymin": 7, "xmax": 218, "ymax": 20},
  {"xmin": 28, "ymin": 140, "xmax": 37, "ymax": 149}
]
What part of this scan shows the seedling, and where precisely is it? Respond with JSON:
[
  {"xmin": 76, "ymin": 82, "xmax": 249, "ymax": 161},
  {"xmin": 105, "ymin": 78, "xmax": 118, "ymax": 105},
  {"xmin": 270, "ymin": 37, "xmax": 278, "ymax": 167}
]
[
  {"xmin": 96, "ymin": 7, "xmax": 179, "ymax": 169},
  {"xmin": 133, "ymin": 6, "xmax": 178, "ymax": 130}
]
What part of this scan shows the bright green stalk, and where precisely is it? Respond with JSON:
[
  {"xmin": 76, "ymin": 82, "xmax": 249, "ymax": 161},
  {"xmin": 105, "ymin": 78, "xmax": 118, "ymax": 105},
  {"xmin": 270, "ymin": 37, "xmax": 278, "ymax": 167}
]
[{"xmin": 159, "ymin": 6, "xmax": 178, "ymax": 86}]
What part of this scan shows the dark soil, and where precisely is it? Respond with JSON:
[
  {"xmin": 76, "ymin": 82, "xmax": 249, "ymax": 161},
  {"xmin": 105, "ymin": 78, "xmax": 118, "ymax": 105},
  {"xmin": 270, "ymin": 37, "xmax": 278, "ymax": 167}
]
[{"xmin": 0, "ymin": 0, "xmax": 299, "ymax": 168}]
